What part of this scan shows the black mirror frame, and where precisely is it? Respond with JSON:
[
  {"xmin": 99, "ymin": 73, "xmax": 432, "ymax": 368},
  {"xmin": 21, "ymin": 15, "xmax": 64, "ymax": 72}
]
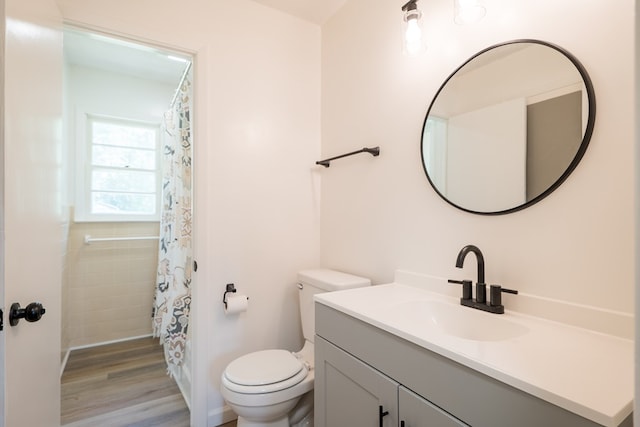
[{"xmin": 420, "ymin": 39, "xmax": 596, "ymax": 215}]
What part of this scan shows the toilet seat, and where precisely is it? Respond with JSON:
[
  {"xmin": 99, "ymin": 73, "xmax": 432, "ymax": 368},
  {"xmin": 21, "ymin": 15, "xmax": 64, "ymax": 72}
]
[{"xmin": 222, "ymin": 349, "xmax": 309, "ymax": 394}]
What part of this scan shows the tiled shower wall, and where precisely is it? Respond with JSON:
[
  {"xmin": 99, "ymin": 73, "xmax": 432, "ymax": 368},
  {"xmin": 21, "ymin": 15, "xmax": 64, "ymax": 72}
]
[{"xmin": 62, "ymin": 220, "xmax": 159, "ymax": 350}]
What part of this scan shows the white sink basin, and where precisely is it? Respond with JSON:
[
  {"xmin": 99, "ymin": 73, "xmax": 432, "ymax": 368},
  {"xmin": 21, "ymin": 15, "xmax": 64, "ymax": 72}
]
[{"xmin": 390, "ymin": 299, "xmax": 529, "ymax": 341}]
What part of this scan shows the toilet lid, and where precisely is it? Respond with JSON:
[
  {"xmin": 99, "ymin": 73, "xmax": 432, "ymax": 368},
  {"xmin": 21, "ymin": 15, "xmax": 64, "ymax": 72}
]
[{"xmin": 224, "ymin": 349, "xmax": 304, "ymax": 386}]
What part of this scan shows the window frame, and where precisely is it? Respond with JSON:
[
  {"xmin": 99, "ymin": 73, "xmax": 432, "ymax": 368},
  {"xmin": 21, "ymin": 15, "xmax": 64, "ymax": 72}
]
[{"xmin": 74, "ymin": 113, "xmax": 162, "ymax": 222}]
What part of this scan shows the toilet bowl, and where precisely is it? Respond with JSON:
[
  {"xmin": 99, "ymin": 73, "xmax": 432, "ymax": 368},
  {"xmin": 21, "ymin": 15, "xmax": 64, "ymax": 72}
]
[
  {"xmin": 221, "ymin": 346, "xmax": 314, "ymax": 427},
  {"xmin": 221, "ymin": 269, "xmax": 371, "ymax": 427}
]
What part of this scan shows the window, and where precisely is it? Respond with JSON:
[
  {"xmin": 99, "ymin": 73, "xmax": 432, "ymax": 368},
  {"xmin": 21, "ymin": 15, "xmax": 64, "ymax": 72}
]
[{"xmin": 76, "ymin": 115, "xmax": 160, "ymax": 221}]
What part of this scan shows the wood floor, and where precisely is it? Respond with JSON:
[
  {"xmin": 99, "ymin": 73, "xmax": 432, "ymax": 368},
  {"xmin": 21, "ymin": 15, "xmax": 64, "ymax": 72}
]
[{"xmin": 61, "ymin": 337, "xmax": 190, "ymax": 427}]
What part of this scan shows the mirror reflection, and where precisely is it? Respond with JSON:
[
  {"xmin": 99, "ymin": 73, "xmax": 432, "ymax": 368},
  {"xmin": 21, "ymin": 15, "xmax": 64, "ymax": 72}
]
[{"xmin": 421, "ymin": 40, "xmax": 595, "ymax": 214}]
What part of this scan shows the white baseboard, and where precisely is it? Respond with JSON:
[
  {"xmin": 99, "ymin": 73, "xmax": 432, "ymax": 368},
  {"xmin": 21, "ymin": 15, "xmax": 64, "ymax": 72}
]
[
  {"xmin": 174, "ymin": 371, "xmax": 191, "ymax": 410},
  {"xmin": 208, "ymin": 405, "xmax": 237, "ymax": 426},
  {"xmin": 61, "ymin": 334, "xmax": 155, "ymax": 377},
  {"xmin": 67, "ymin": 333, "xmax": 154, "ymax": 352},
  {"xmin": 60, "ymin": 349, "xmax": 71, "ymax": 378}
]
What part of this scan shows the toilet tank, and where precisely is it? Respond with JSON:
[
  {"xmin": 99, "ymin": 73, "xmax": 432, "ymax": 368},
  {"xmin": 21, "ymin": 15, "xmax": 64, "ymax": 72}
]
[{"xmin": 297, "ymin": 269, "xmax": 371, "ymax": 343}]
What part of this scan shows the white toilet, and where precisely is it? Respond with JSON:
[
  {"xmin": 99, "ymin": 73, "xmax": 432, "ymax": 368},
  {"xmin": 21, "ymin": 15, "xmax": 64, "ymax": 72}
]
[{"xmin": 221, "ymin": 269, "xmax": 371, "ymax": 427}]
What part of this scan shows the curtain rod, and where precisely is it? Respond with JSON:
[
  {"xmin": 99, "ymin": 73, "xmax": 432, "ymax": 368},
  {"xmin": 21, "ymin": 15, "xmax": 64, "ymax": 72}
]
[{"xmin": 170, "ymin": 61, "xmax": 193, "ymax": 108}]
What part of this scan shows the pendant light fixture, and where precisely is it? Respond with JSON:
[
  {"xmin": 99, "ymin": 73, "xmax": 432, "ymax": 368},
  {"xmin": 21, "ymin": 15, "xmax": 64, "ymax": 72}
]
[
  {"xmin": 454, "ymin": 0, "xmax": 486, "ymax": 24},
  {"xmin": 401, "ymin": 0, "xmax": 487, "ymax": 56},
  {"xmin": 401, "ymin": 0, "xmax": 425, "ymax": 56}
]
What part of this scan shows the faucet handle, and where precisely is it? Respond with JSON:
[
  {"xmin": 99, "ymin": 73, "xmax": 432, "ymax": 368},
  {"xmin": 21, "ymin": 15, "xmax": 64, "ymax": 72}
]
[
  {"xmin": 489, "ymin": 285, "xmax": 518, "ymax": 307},
  {"xmin": 476, "ymin": 282, "xmax": 487, "ymax": 304},
  {"xmin": 448, "ymin": 279, "xmax": 472, "ymax": 300}
]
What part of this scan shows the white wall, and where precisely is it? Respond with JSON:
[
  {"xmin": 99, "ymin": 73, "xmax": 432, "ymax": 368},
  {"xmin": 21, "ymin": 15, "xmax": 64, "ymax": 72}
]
[
  {"xmin": 56, "ymin": 1, "xmax": 322, "ymax": 424},
  {"xmin": 321, "ymin": 0, "xmax": 634, "ymax": 319},
  {"xmin": 61, "ymin": 65, "xmax": 174, "ymax": 351},
  {"xmin": 66, "ymin": 64, "xmax": 176, "ymax": 208},
  {"xmin": 66, "ymin": 64, "xmax": 173, "ymax": 121}
]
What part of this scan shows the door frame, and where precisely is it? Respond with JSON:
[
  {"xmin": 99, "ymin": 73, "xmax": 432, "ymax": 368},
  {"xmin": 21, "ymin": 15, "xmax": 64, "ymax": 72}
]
[
  {"xmin": 61, "ymin": 20, "xmax": 210, "ymax": 427},
  {"xmin": 0, "ymin": 6, "xmax": 6, "ymax": 425}
]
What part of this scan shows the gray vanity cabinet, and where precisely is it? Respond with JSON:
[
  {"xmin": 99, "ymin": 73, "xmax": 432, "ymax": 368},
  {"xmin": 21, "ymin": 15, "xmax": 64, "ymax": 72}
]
[
  {"xmin": 316, "ymin": 336, "xmax": 469, "ymax": 427},
  {"xmin": 315, "ymin": 335, "xmax": 398, "ymax": 426},
  {"xmin": 315, "ymin": 303, "xmax": 629, "ymax": 427}
]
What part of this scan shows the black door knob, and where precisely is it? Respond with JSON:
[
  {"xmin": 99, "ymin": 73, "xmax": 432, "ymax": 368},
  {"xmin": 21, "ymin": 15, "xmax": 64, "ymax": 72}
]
[{"xmin": 9, "ymin": 302, "xmax": 46, "ymax": 326}]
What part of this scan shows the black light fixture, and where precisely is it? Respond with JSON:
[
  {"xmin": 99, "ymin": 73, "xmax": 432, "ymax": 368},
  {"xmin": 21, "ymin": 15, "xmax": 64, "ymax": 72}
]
[{"xmin": 401, "ymin": 0, "xmax": 424, "ymax": 55}]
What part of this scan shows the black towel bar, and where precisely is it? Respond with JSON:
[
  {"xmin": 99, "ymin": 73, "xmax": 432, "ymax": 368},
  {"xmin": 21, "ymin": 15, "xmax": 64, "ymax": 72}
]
[{"xmin": 316, "ymin": 146, "xmax": 380, "ymax": 167}]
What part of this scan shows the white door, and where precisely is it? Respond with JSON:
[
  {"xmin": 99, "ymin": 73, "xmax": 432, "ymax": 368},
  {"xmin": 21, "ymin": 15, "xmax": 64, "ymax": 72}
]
[{"xmin": 1, "ymin": 0, "xmax": 63, "ymax": 425}]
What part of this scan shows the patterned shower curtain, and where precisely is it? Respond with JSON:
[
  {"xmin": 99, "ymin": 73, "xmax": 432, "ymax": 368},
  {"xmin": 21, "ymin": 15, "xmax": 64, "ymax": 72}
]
[{"xmin": 152, "ymin": 72, "xmax": 193, "ymax": 373}]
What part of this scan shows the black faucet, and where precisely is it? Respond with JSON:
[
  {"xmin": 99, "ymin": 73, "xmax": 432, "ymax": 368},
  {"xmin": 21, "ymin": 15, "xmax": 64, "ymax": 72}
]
[
  {"xmin": 455, "ymin": 244, "xmax": 486, "ymax": 302},
  {"xmin": 448, "ymin": 244, "xmax": 517, "ymax": 314}
]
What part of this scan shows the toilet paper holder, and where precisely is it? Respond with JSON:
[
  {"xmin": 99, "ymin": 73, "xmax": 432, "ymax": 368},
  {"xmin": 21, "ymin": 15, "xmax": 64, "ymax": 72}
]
[{"xmin": 223, "ymin": 283, "xmax": 247, "ymax": 309}]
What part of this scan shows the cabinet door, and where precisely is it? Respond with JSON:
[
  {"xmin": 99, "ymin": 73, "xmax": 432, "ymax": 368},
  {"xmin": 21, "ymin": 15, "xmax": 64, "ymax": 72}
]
[
  {"xmin": 399, "ymin": 386, "xmax": 470, "ymax": 427},
  {"xmin": 315, "ymin": 336, "xmax": 398, "ymax": 427}
]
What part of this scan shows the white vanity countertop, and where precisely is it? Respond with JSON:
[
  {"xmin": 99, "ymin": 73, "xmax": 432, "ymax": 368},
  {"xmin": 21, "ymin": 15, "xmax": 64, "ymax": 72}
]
[{"xmin": 315, "ymin": 283, "xmax": 633, "ymax": 427}]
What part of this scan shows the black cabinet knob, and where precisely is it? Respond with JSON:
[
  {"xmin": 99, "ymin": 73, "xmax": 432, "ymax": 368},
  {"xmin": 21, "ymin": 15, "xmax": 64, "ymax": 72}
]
[{"xmin": 9, "ymin": 302, "xmax": 46, "ymax": 326}]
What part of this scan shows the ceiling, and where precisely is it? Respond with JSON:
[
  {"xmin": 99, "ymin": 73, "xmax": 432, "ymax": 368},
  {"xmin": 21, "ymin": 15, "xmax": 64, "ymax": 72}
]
[
  {"xmin": 64, "ymin": 29, "xmax": 189, "ymax": 85},
  {"xmin": 249, "ymin": 0, "xmax": 348, "ymax": 24}
]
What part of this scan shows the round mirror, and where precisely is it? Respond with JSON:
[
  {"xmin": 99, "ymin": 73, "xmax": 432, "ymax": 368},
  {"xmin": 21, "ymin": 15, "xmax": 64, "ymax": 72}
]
[{"xmin": 421, "ymin": 40, "xmax": 595, "ymax": 215}]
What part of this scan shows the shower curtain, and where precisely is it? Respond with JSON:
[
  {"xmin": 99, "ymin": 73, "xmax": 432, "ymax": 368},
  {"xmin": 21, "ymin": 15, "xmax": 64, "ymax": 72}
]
[{"xmin": 152, "ymin": 71, "xmax": 193, "ymax": 373}]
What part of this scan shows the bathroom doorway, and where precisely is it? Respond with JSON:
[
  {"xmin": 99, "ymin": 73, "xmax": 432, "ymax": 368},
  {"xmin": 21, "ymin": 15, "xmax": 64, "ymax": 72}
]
[{"xmin": 60, "ymin": 27, "xmax": 194, "ymax": 424}]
